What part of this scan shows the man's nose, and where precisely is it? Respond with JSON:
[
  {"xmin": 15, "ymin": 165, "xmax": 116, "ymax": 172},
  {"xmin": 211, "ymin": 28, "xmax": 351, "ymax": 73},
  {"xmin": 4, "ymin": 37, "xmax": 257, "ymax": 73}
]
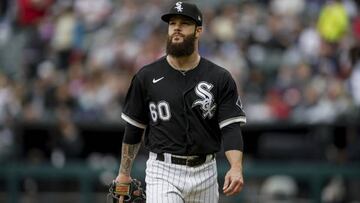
[{"xmin": 173, "ymin": 23, "xmax": 182, "ymax": 31}]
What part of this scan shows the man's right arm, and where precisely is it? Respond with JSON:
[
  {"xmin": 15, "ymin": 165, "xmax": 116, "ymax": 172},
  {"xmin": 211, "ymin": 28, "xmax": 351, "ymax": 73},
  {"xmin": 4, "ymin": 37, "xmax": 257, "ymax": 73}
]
[
  {"xmin": 118, "ymin": 142, "xmax": 141, "ymax": 176},
  {"xmin": 115, "ymin": 123, "xmax": 145, "ymax": 203},
  {"xmin": 116, "ymin": 123, "xmax": 145, "ymax": 181}
]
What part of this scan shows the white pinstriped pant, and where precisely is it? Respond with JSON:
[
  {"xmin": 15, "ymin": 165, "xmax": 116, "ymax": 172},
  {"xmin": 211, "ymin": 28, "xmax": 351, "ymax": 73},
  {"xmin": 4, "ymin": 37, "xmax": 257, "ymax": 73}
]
[{"xmin": 145, "ymin": 152, "xmax": 219, "ymax": 203}]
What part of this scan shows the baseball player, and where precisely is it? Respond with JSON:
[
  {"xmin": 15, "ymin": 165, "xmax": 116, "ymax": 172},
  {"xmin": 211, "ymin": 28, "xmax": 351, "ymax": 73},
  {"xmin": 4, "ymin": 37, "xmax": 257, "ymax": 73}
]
[{"xmin": 115, "ymin": 1, "xmax": 246, "ymax": 203}]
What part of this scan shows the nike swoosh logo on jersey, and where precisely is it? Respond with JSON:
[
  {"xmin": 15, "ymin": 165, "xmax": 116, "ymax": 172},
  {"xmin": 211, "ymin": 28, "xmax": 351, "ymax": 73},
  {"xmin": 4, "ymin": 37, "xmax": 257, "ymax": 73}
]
[{"xmin": 152, "ymin": 77, "xmax": 164, "ymax": 83}]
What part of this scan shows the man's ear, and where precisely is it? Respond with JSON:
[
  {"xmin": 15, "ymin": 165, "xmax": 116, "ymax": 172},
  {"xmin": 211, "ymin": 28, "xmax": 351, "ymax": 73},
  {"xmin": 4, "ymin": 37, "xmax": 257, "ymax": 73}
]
[{"xmin": 195, "ymin": 26, "xmax": 203, "ymax": 38}]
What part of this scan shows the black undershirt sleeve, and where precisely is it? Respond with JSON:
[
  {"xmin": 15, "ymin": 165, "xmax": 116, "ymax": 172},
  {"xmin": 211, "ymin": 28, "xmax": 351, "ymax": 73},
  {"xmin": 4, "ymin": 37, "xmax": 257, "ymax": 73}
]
[
  {"xmin": 122, "ymin": 123, "xmax": 145, "ymax": 144},
  {"xmin": 221, "ymin": 122, "xmax": 244, "ymax": 152}
]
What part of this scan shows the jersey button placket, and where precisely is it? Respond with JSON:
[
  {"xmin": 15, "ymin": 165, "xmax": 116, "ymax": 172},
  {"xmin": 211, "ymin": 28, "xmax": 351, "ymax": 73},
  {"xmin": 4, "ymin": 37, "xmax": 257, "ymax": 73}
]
[{"xmin": 183, "ymin": 93, "xmax": 193, "ymax": 150}]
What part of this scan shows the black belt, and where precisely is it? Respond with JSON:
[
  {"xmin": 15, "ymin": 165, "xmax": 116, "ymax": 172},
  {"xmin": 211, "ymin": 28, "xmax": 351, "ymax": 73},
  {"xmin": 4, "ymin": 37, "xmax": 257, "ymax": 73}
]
[{"xmin": 156, "ymin": 153, "xmax": 214, "ymax": 167}]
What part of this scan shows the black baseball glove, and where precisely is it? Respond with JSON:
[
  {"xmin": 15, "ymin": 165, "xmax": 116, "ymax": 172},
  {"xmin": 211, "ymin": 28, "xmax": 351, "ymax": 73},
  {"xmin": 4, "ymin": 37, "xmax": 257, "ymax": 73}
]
[{"xmin": 108, "ymin": 179, "xmax": 146, "ymax": 203}]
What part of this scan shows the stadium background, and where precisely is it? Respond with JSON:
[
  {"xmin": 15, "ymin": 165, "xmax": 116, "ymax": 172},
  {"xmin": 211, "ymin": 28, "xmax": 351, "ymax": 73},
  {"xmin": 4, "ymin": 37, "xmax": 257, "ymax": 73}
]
[{"xmin": 0, "ymin": 0, "xmax": 360, "ymax": 202}]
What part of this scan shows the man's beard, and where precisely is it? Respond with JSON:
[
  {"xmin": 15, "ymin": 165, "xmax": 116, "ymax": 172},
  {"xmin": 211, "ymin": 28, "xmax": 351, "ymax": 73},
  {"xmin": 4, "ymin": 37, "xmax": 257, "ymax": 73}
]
[{"xmin": 166, "ymin": 33, "xmax": 196, "ymax": 57}]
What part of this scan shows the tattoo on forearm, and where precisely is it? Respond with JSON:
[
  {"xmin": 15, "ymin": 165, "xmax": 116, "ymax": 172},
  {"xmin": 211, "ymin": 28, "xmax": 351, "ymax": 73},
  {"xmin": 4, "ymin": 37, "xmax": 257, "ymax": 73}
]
[{"xmin": 119, "ymin": 143, "xmax": 141, "ymax": 176}]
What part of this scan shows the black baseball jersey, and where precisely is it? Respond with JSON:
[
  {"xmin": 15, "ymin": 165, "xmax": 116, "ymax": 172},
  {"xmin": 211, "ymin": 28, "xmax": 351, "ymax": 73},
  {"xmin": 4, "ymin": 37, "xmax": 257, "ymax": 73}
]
[{"xmin": 121, "ymin": 56, "xmax": 246, "ymax": 155}]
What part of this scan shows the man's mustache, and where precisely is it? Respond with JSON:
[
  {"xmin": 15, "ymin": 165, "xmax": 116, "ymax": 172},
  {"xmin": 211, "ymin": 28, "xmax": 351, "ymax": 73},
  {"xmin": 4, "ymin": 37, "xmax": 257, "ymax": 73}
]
[{"xmin": 171, "ymin": 33, "xmax": 185, "ymax": 38}]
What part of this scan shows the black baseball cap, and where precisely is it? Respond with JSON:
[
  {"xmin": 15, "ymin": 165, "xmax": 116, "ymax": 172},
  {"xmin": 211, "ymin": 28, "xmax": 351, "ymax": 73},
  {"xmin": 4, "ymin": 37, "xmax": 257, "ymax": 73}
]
[{"xmin": 161, "ymin": 1, "xmax": 203, "ymax": 26}]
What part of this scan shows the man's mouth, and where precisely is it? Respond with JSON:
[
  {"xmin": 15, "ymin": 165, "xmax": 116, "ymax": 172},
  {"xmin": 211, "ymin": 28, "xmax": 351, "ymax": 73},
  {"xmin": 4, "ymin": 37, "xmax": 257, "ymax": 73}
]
[{"xmin": 173, "ymin": 33, "xmax": 184, "ymax": 38}]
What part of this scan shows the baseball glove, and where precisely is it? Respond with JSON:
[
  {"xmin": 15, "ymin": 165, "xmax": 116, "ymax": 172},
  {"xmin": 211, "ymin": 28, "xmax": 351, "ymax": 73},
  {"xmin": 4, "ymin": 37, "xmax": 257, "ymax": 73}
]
[{"xmin": 108, "ymin": 179, "xmax": 146, "ymax": 203}]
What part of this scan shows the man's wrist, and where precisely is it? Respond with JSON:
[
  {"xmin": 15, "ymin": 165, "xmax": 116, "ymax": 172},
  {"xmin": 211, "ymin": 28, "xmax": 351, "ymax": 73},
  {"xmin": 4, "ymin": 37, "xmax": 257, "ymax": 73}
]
[
  {"xmin": 118, "ymin": 172, "xmax": 130, "ymax": 177},
  {"xmin": 230, "ymin": 160, "xmax": 243, "ymax": 171},
  {"xmin": 116, "ymin": 173, "xmax": 132, "ymax": 183},
  {"xmin": 230, "ymin": 163, "xmax": 243, "ymax": 171},
  {"xmin": 225, "ymin": 150, "xmax": 243, "ymax": 170}
]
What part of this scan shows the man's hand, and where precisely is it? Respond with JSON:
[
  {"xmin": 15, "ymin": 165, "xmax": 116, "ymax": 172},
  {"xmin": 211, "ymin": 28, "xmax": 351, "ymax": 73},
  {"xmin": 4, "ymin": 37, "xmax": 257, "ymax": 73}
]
[
  {"xmin": 115, "ymin": 174, "xmax": 132, "ymax": 203},
  {"xmin": 223, "ymin": 167, "xmax": 244, "ymax": 196},
  {"xmin": 223, "ymin": 150, "xmax": 244, "ymax": 196}
]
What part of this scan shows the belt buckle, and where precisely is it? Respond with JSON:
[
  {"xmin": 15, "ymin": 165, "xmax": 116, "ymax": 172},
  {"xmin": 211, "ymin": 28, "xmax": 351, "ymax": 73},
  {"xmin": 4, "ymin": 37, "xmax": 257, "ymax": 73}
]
[{"xmin": 186, "ymin": 157, "xmax": 195, "ymax": 166}]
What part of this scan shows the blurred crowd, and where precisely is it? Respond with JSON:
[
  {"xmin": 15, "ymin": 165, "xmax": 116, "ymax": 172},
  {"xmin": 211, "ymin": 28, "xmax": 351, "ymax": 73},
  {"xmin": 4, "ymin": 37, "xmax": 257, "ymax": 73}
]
[{"xmin": 0, "ymin": 0, "xmax": 359, "ymax": 126}]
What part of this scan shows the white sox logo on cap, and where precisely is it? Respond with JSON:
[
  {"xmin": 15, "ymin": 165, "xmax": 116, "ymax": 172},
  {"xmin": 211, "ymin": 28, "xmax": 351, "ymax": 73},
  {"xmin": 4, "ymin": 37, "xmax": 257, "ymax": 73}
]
[
  {"xmin": 161, "ymin": 1, "xmax": 202, "ymax": 26},
  {"xmin": 175, "ymin": 2, "xmax": 183, "ymax": 12}
]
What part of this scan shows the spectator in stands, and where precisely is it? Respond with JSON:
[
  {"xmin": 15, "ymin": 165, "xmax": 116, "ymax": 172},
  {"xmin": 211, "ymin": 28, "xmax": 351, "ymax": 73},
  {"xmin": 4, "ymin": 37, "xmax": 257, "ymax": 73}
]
[
  {"xmin": 260, "ymin": 175, "xmax": 299, "ymax": 203},
  {"xmin": 348, "ymin": 45, "xmax": 360, "ymax": 107},
  {"xmin": 17, "ymin": 0, "xmax": 53, "ymax": 26},
  {"xmin": 53, "ymin": 106, "xmax": 83, "ymax": 165},
  {"xmin": 0, "ymin": 120, "xmax": 16, "ymax": 163},
  {"xmin": 0, "ymin": 0, "xmax": 358, "ymax": 124}
]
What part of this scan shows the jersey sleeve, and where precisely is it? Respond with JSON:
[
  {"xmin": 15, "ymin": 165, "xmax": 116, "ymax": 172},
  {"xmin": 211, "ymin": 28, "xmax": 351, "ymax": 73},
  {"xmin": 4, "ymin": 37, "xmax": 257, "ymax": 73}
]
[
  {"xmin": 121, "ymin": 74, "xmax": 148, "ymax": 129},
  {"xmin": 217, "ymin": 72, "xmax": 246, "ymax": 129}
]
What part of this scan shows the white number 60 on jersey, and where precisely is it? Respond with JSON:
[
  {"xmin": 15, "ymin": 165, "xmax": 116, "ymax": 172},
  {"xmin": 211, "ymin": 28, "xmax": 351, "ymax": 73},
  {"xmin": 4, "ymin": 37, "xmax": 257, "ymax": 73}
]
[{"xmin": 149, "ymin": 101, "xmax": 171, "ymax": 122}]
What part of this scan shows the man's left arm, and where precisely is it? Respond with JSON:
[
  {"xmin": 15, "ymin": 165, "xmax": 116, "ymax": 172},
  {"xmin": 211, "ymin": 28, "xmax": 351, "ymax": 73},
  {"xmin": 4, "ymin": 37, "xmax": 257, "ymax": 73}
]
[
  {"xmin": 217, "ymin": 71, "xmax": 246, "ymax": 195},
  {"xmin": 221, "ymin": 123, "xmax": 244, "ymax": 196}
]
